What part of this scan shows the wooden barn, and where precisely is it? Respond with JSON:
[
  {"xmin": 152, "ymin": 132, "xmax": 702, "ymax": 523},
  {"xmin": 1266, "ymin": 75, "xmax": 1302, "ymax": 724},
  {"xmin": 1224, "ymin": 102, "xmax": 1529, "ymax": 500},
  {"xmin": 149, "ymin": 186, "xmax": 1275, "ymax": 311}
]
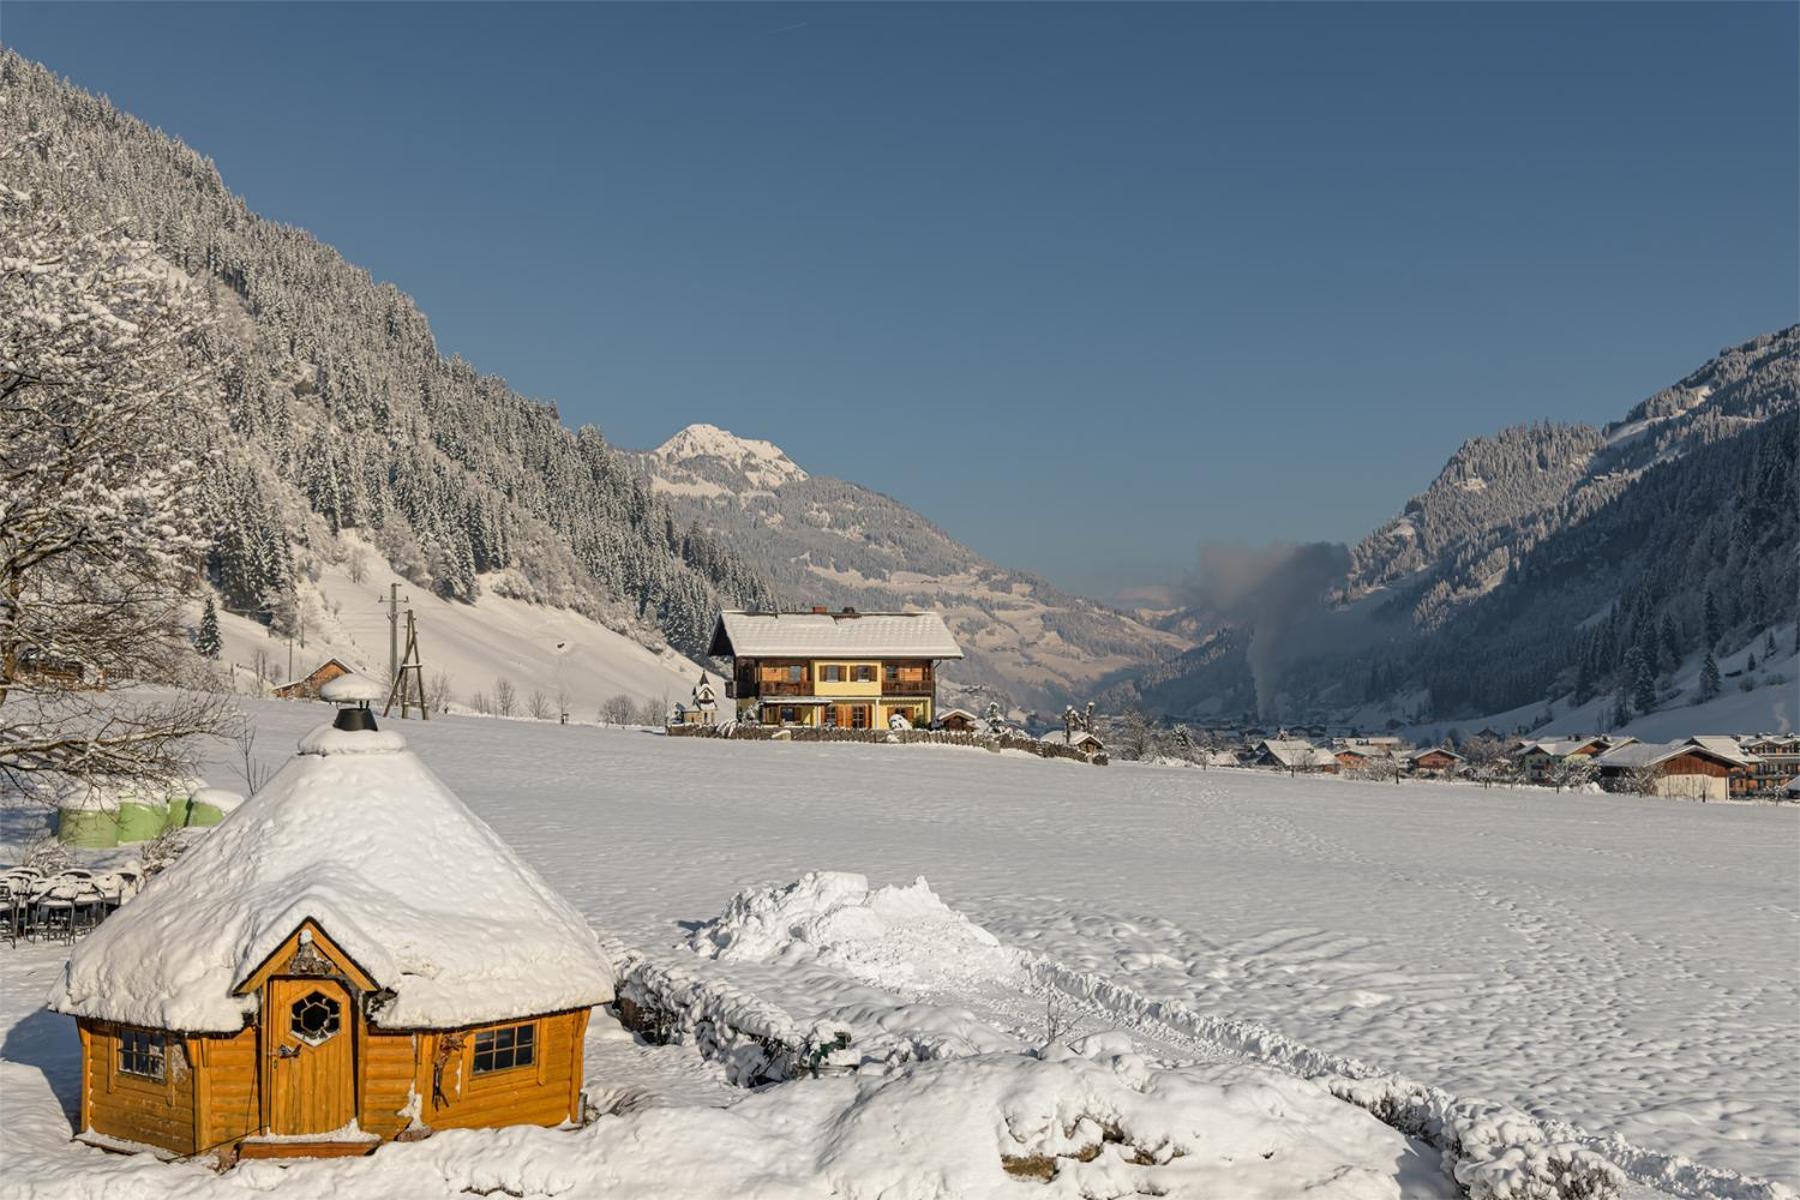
[
  {"xmin": 51, "ymin": 701, "xmax": 615, "ymax": 1162},
  {"xmin": 1594, "ymin": 740, "xmax": 1744, "ymax": 802},
  {"xmin": 271, "ymin": 657, "xmax": 354, "ymax": 701}
]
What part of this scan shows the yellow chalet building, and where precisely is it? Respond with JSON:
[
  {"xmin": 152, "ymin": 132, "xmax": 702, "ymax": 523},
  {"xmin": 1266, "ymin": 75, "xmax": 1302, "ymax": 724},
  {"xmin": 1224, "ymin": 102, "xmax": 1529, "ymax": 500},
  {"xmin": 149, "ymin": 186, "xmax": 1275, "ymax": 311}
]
[{"xmin": 708, "ymin": 608, "xmax": 963, "ymax": 730}]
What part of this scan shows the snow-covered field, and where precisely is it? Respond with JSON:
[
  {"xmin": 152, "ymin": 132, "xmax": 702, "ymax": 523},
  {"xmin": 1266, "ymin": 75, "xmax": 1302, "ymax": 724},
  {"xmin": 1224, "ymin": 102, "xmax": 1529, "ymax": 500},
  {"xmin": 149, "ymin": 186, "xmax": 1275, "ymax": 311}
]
[{"xmin": 3, "ymin": 700, "xmax": 1796, "ymax": 1198}]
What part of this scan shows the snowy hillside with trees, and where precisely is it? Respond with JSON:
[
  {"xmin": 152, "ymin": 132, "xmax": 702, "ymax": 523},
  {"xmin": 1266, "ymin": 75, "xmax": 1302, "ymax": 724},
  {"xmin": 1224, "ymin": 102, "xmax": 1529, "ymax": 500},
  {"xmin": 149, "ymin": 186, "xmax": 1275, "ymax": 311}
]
[
  {"xmin": 0, "ymin": 51, "xmax": 773, "ymax": 669},
  {"xmin": 1134, "ymin": 328, "xmax": 1799, "ymax": 726},
  {"xmin": 201, "ymin": 531, "xmax": 720, "ymax": 719}
]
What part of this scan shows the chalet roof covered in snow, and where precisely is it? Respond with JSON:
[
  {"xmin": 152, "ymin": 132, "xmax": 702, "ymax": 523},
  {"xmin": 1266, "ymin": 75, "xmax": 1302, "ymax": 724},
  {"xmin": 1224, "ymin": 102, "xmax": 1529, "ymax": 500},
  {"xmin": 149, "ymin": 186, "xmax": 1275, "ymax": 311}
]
[
  {"xmin": 1683, "ymin": 735, "xmax": 1756, "ymax": 766},
  {"xmin": 1595, "ymin": 740, "xmax": 1745, "ymax": 771},
  {"xmin": 1256, "ymin": 739, "xmax": 1338, "ymax": 769},
  {"xmin": 708, "ymin": 609, "xmax": 964, "ymax": 660},
  {"xmin": 50, "ymin": 722, "xmax": 615, "ymax": 1033},
  {"xmin": 1521, "ymin": 736, "xmax": 1613, "ymax": 758}
]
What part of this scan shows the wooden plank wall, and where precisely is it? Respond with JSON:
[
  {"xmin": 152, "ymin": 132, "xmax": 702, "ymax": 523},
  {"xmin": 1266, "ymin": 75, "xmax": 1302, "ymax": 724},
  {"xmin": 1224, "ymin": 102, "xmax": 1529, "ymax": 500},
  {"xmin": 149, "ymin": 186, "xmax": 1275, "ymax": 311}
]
[
  {"xmin": 81, "ymin": 1021, "xmax": 198, "ymax": 1155},
  {"xmin": 418, "ymin": 1010, "xmax": 588, "ymax": 1132}
]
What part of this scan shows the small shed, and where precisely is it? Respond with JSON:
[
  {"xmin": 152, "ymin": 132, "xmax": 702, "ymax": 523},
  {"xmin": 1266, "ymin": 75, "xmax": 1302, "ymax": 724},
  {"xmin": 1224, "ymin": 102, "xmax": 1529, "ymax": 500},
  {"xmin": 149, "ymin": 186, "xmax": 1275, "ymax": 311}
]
[
  {"xmin": 936, "ymin": 707, "xmax": 980, "ymax": 733},
  {"xmin": 272, "ymin": 658, "xmax": 355, "ymax": 701},
  {"xmin": 1044, "ymin": 729, "xmax": 1105, "ymax": 754},
  {"xmin": 51, "ymin": 710, "xmax": 615, "ymax": 1161}
]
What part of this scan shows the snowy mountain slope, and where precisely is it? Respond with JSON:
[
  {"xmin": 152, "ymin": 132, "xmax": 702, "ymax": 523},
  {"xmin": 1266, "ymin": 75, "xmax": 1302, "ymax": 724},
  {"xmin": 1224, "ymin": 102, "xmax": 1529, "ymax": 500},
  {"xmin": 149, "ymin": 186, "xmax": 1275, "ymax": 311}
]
[
  {"xmin": 1133, "ymin": 329, "xmax": 1800, "ymax": 724},
  {"xmin": 633, "ymin": 425, "xmax": 1191, "ymax": 712},
  {"xmin": 0, "ymin": 51, "xmax": 773, "ymax": 669},
  {"xmin": 1344, "ymin": 327, "xmax": 1798, "ymax": 624},
  {"xmin": 207, "ymin": 532, "xmax": 718, "ymax": 716},
  {"xmin": 1399, "ymin": 623, "xmax": 1797, "ymax": 747}
]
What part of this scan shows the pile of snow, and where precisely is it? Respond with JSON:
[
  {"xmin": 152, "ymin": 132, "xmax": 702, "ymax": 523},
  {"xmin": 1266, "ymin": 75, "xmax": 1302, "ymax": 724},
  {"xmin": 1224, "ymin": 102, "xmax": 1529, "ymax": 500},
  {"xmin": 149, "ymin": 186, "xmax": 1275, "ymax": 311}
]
[
  {"xmin": 0, "ymin": 1040, "xmax": 1434, "ymax": 1200},
  {"xmin": 686, "ymin": 872, "xmax": 1028, "ymax": 997},
  {"xmin": 50, "ymin": 721, "xmax": 614, "ymax": 1032}
]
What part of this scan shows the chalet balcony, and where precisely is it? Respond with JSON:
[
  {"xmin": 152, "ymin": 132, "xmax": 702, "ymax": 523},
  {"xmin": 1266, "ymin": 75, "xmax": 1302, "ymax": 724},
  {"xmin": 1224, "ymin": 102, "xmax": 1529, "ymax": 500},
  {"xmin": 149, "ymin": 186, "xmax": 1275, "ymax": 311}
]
[{"xmin": 749, "ymin": 679, "xmax": 812, "ymax": 698}]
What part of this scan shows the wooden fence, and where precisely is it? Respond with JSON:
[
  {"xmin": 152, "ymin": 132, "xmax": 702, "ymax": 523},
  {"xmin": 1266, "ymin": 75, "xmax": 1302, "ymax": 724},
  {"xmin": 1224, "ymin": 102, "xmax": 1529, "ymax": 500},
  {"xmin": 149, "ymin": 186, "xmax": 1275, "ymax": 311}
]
[{"xmin": 665, "ymin": 722, "xmax": 1107, "ymax": 766}]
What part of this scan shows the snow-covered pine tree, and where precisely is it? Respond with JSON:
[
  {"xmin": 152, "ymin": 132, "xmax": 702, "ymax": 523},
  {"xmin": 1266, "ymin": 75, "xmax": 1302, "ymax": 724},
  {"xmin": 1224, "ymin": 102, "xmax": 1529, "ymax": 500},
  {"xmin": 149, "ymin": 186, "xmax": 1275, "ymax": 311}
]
[
  {"xmin": 1629, "ymin": 644, "xmax": 1657, "ymax": 715},
  {"xmin": 1698, "ymin": 651, "xmax": 1722, "ymax": 700},
  {"xmin": 196, "ymin": 597, "xmax": 222, "ymax": 659}
]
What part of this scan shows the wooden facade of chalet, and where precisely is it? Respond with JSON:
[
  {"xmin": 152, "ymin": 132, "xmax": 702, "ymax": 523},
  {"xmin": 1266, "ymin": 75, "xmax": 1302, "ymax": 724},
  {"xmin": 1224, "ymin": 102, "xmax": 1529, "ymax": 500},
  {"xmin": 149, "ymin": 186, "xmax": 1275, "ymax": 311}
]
[
  {"xmin": 1740, "ymin": 735, "xmax": 1800, "ymax": 795},
  {"xmin": 75, "ymin": 920, "xmax": 589, "ymax": 1161},
  {"xmin": 708, "ymin": 608, "xmax": 964, "ymax": 731},
  {"xmin": 1407, "ymin": 748, "xmax": 1463, "ymax": 775},
  {"xmin": 272, "ymin": 658, "xmax": 354, "ymax": 702}
]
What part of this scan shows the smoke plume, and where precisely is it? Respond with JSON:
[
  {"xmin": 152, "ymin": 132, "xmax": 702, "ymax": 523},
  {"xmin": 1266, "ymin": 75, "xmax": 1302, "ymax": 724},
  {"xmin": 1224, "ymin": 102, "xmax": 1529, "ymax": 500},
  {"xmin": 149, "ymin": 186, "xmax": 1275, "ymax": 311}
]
[{"xmin": 1178, "ymin": 542, "xmax": 1351, "ymax": 716}]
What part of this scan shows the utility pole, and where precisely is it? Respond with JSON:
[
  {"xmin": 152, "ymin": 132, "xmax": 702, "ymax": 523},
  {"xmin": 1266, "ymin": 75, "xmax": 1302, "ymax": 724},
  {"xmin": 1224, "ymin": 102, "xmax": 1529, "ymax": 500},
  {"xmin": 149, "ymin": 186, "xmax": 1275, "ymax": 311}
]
[
  {"xmin": 384, "ymin": 609, "xmax": 428, "ymax": 720},
  {"xmin": 386, "ymin": 583, "xmax": 406, "ymax": 689}
]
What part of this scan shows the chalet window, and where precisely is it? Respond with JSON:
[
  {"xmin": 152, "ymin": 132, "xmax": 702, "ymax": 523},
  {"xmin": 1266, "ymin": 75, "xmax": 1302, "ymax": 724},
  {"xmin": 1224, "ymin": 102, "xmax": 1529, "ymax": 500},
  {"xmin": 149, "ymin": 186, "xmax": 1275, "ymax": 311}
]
[
  {"xmin": 821, "ymin": 665, "xmax": 843, "ymax": 682},
  {"xmin": 850, "ymin": 705, "xmax": 869, "ymax": 729},
  {"xmin": 853, "ymin": 665, "xmax": 875, "ymax": 683},
  {"xmin": 884, "ymin": 664, "xmax": 899, "ymax": 683},
  {"xmin": 787, "ymin": 665, "xmax": 803, "ymax": 683},
  {"xmin": 118, "ymin": 1028, "xmax": 165, "ymax": 1080},
  {"xmin": 472, "ymin": 1023, "xmax": 535, "ymax": 1074},
  {"xmin": 780, "ymin": 706, "xmax": 800, "ymax": 724}
]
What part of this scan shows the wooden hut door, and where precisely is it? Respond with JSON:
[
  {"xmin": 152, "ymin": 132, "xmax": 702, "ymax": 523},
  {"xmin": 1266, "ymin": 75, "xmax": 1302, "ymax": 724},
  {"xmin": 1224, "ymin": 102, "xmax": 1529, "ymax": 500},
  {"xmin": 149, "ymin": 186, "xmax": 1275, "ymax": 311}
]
[{"xmin": 267, "ymin": 978, "xmax": 355, "ymax": 1136}]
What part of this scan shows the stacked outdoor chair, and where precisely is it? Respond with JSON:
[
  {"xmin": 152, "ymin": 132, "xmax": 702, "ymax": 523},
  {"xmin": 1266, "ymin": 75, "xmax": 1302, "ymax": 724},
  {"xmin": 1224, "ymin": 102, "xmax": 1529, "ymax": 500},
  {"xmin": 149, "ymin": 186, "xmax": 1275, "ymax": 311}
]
[{"xmin": 26, "ymin": 872, "xmax": 107, "ymax": 944}]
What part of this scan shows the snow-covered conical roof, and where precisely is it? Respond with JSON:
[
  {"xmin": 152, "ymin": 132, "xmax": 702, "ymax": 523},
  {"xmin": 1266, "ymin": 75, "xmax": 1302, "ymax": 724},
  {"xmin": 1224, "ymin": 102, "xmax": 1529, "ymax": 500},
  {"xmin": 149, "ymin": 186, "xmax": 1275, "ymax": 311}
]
[{"xmin": 50, "ymin": 723, "xmax": 615, "ymax": 1033}]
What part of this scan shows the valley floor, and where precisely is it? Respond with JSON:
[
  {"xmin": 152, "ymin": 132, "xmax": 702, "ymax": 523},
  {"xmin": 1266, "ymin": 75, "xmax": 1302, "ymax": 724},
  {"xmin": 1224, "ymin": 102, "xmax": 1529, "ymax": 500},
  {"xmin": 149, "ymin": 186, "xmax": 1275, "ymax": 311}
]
[{"xmin": 2, "ymin": 701, "xmax": 1795, "ymax": 1197}]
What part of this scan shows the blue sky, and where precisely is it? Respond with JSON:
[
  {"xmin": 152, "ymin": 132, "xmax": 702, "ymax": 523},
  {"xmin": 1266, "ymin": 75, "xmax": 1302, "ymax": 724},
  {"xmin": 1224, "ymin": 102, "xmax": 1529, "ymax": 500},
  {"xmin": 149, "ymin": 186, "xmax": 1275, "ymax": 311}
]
[{"xmin": 8, "ymin": 2, "xmax": 1795, "ymax": 599}]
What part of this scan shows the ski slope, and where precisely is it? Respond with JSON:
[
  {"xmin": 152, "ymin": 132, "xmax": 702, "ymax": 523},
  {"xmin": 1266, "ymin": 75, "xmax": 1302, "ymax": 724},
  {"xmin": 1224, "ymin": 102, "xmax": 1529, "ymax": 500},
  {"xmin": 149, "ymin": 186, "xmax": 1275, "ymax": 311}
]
[
  {"xmin": 2, "ymin": 701, "xmax": 1794, "ymax": 1197},
  {"xmin": 205, "ymin": 533, "xmax": 717, "ymax": 717}
]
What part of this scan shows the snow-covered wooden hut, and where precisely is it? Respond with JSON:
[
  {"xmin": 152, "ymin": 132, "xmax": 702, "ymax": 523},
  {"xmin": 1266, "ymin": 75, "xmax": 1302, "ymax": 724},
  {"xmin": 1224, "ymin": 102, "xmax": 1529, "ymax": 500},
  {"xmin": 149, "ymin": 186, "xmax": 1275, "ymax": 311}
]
[
  {"xmin": 271, "ymin": 657, "xmax": 354, "ymax": 701},
  {"xmin": 50, "ymin": 709, "xmax": 615, "ymax": 1161}
]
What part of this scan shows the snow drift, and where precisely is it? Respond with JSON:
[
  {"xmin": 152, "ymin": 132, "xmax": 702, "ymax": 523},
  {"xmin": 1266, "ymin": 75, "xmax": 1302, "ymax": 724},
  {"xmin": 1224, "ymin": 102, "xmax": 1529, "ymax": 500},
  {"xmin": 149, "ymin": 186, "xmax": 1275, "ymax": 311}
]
[{"xmin": 685, "ymin": 870, "xmax": 1028, "ymax": 997}]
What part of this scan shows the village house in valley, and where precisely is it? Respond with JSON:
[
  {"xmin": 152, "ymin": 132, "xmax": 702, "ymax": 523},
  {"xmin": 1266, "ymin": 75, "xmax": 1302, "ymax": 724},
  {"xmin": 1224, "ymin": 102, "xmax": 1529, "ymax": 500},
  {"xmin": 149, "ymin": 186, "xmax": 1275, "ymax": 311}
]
[
  {"xmin": 1594, "ymin": 739, "xmax": 1751, "ymax": 802},
  {"xmin": 271, "ymin": 657, "xmax": 355, "ymax": 702},
  {"xmin": 49, "ymin": 687, "xmax": 615, "ymax": 1162},
  {"xmin": 708, "ymin": 608, "xmax": 963, "ymax": 731},
  {"xmin": 1517, "ymin": 736, "xmax": 1616, "ymax": 785}
]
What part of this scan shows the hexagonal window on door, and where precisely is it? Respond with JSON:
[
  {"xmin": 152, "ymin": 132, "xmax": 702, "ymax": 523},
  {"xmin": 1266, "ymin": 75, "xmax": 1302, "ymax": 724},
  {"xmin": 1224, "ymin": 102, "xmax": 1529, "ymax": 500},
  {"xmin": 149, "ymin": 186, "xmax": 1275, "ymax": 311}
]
[{"xmin": 289, "ymin": 990, "xmax": 342, "ymax": 1044}]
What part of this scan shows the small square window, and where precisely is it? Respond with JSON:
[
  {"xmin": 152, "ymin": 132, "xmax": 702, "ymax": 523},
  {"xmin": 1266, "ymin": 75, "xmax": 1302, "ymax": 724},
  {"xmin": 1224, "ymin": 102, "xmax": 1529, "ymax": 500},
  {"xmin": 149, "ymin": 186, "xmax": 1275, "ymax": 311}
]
[
  {"xmin": 854, "ymin": 665, "xmax": 875, "ymax": 683},
  {"xmin": 119, "ymin": 1029, "xmax": 165, "ymax": 1080},
  {"xmin": 472, "ymin": 1023, "xmax": 536, "ymax": 1074},
  {"xmin": 787, "ymin": 665, "xmax": 803, "ymax": 683}
]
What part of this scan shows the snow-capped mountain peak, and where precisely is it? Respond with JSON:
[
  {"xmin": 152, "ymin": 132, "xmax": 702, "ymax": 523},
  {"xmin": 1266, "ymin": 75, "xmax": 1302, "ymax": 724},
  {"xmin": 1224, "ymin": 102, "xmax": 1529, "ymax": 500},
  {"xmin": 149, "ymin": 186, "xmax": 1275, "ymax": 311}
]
[{"xmin": 650, "ymin": 423, "xmax": 808, "ymax": 489}]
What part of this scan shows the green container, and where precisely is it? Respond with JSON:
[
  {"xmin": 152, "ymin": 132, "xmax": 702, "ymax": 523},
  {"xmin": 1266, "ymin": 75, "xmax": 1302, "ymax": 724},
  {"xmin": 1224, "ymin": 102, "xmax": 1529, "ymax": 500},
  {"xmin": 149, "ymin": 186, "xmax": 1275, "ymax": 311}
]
[
  {"xmin": 187, "ymin": 788, "xmax": 245, "ymax": 828},
  {"xmin": 58, "ymin": 807, "xmax": 120, "ymax": 849},
  {"xmin": 115, "ymin": 801, "xmax": 169, "ymax": 844}
]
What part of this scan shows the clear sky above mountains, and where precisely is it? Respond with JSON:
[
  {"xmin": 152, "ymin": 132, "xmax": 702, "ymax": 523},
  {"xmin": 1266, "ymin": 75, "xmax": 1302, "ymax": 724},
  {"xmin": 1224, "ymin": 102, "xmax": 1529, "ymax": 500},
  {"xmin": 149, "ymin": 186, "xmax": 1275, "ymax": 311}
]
[{"xmin": 8, "ymin": 2, "xmax": 1795, "ymax": 600}]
